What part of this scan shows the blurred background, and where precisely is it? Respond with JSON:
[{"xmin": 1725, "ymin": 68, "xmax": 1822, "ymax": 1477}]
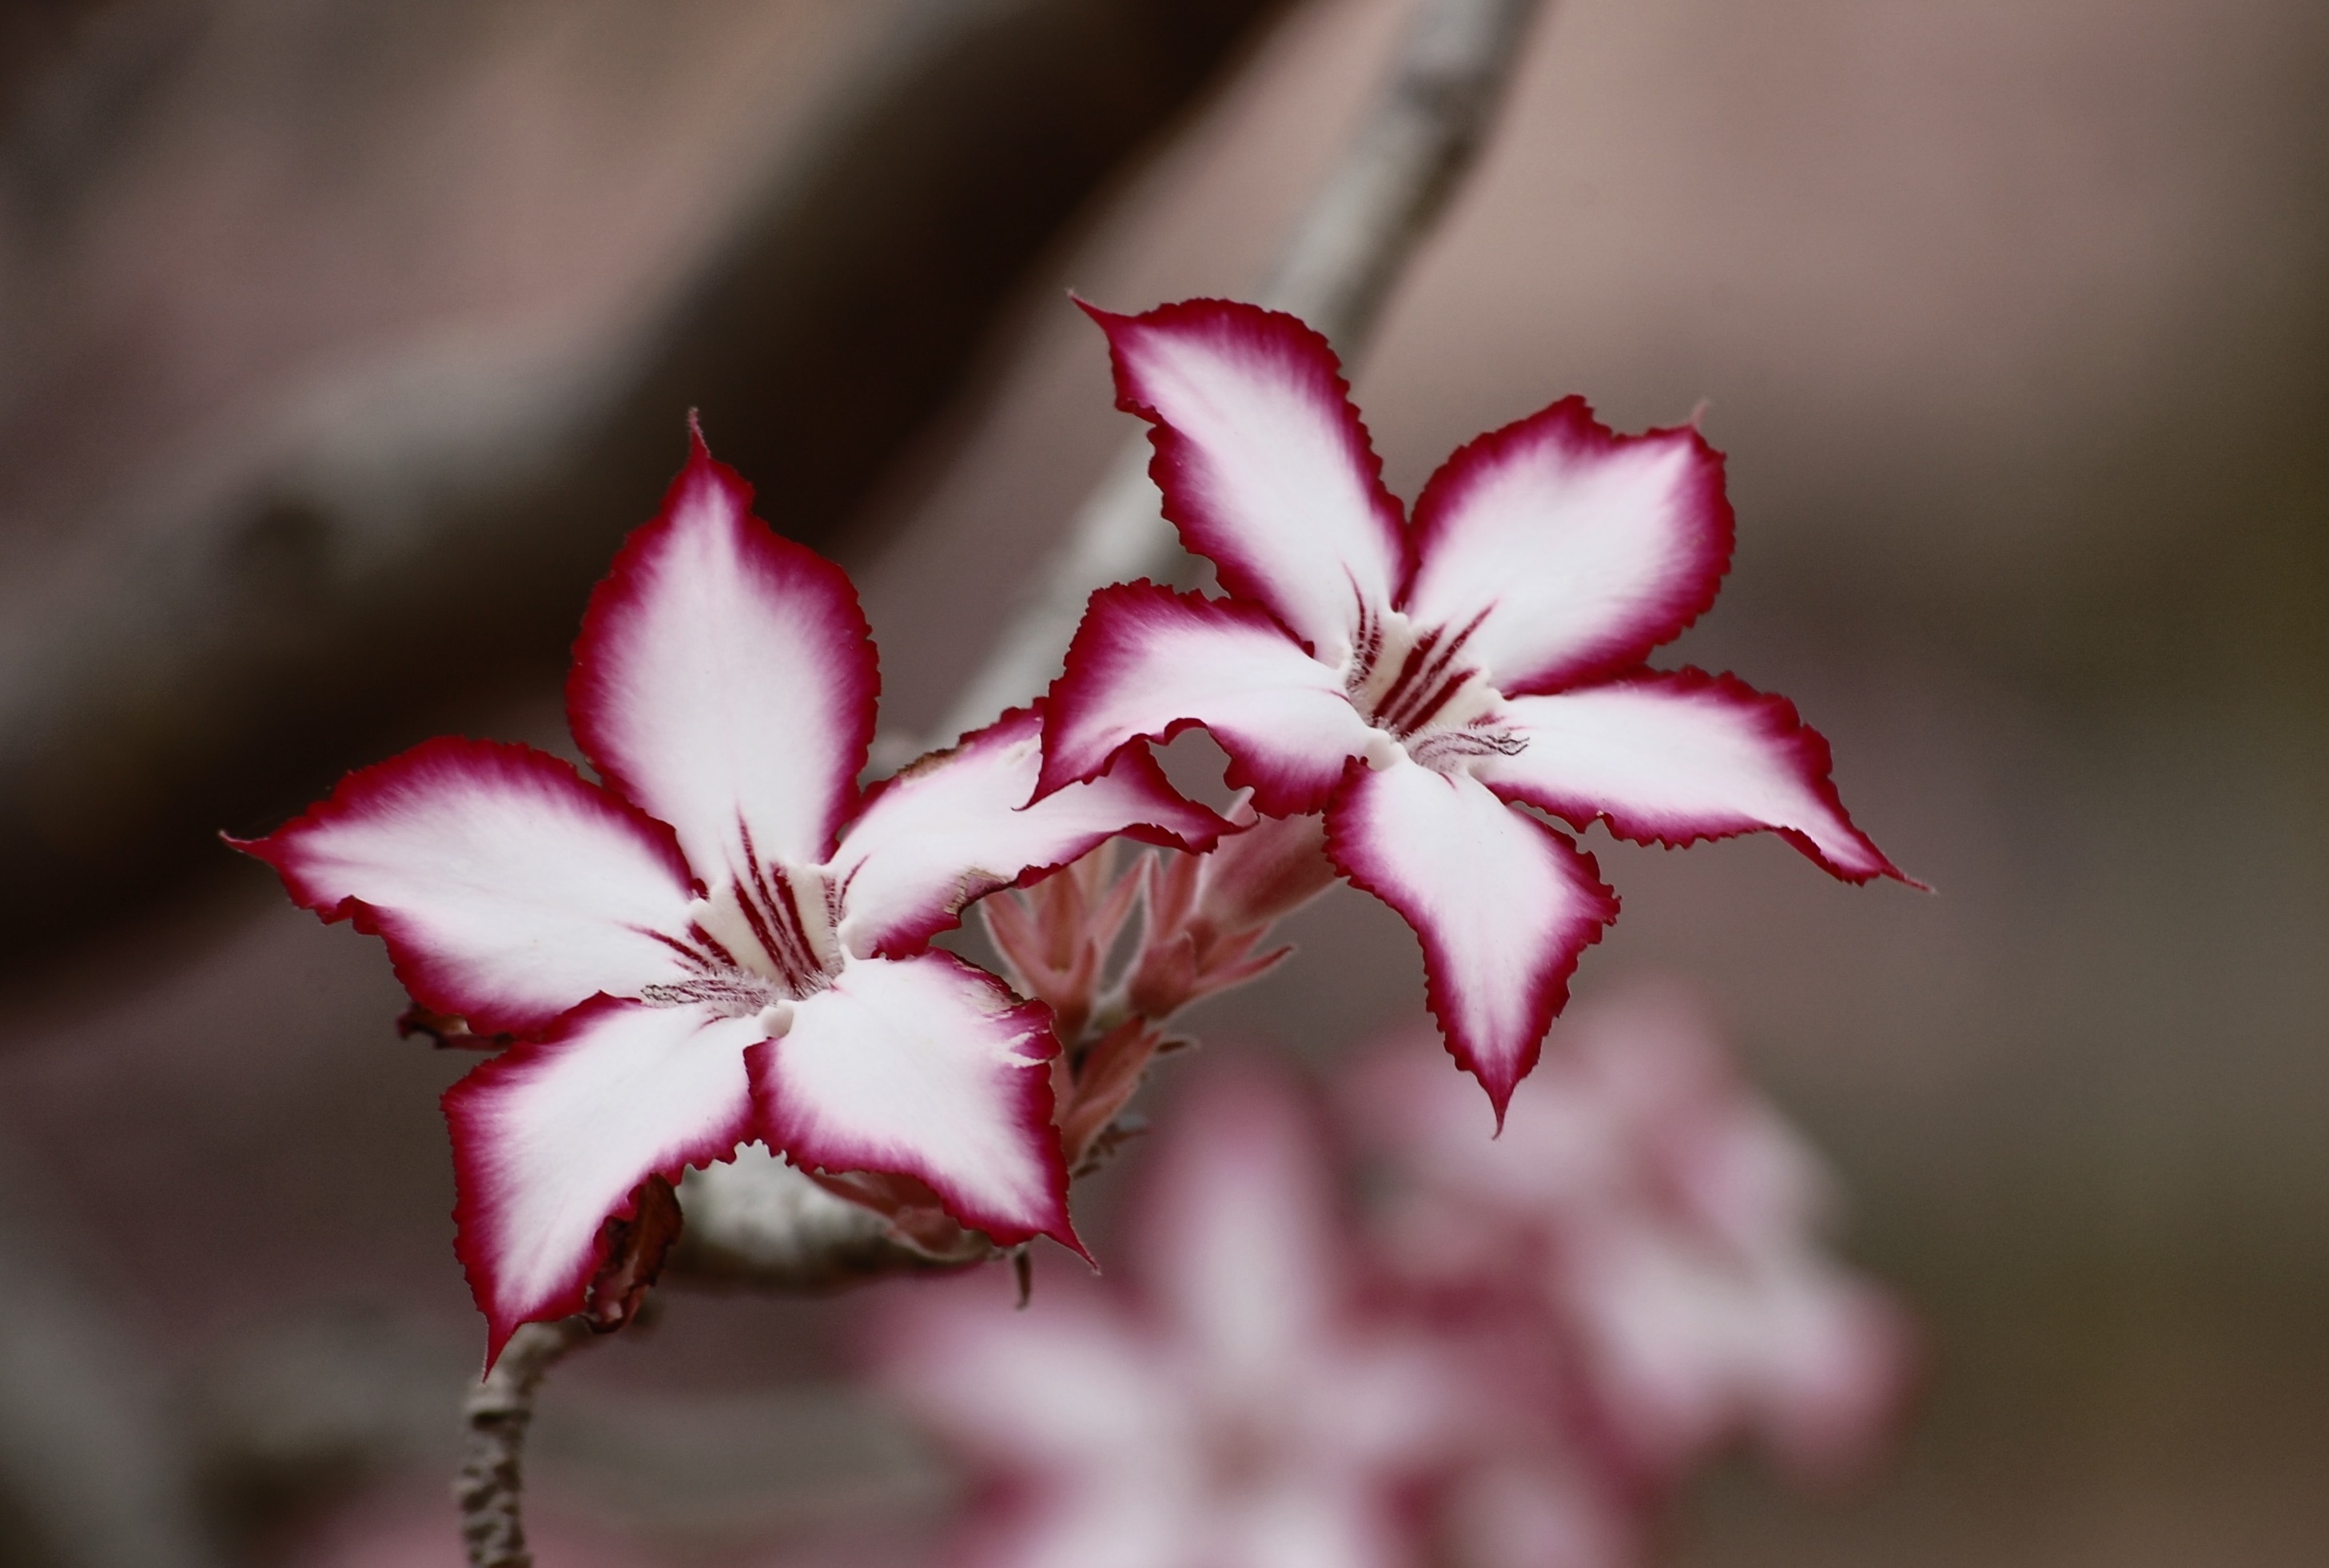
[{"xmin": 1, "ymin": 0, "xmax": 2324, "ymax": 1563}]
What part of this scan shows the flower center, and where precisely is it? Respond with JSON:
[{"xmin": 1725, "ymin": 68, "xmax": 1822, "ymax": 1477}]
[
  {"xmin": 1344, "ymin": 605, "xmax": 1525, "ymax": 772},
  {"xmin": 641, "ymin": 851, "xmax": 842, "ymax": 1021}
]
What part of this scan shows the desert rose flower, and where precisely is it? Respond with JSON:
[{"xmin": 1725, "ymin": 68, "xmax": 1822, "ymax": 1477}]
[
  {"xmin": 236, "ymin": 428, "xmax": 1224, "ymax": 1359},
  {"xmin": 1348, "ymin": 983, "xmax": 1913, "ymax": 1486},
  {"xmin": 881, "ymin": 1067, "xmax": 1517, "ymax": 1568},
  {"xmin": 1037, "ymin": 299, "xmax": 1909, "ymax": 1115}
]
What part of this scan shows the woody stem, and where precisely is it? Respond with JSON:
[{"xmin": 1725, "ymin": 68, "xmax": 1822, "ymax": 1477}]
[{"xmin": 455, "ymin": 1317, "xmax": 595, "ymax": 1568}]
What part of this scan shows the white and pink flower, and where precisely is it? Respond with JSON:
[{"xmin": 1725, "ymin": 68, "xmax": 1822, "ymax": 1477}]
[
  {"xmin": 1037, "ymin": 299, "xmax": 1909, "ymax": 1116},
  {"xmin": 237, "ymin": 429, "xmax": 1224, "ymax": 1359},
  {"xmin": 1346, "ymin": 981, "xmax": 1914, "ymax": 1487},
  {"xmin": 879, "ymin": 1066, "xmax": 1565, "ymax": 1568}
]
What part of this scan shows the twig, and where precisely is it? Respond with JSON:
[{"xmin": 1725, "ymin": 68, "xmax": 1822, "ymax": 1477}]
[
  {"xmin": 454, "ymin": 1317, "xmax": 595, "ymax": 1568},
  {"xmin": 934, "ymin": 0, "xmax": 1551, "ymax": 745}
]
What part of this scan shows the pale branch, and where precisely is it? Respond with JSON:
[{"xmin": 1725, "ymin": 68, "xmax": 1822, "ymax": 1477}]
[
  {"xmin": 934, "ymin": 0, "xmax": 1551, "ymax": 746},
  {"xmin": 455, "ymin": 1317, "xmax": 595, "ymax": 1568}
]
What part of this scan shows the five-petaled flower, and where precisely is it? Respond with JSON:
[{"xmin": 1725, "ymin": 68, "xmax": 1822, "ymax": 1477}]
[
  {"xmin": 235, "ymin": 428, "xmax": 1224, "ymax": 1360},
  {"xmin": 1038, "ymin": 299, "xmax": 1910, "ymax": 1117},
  {"xmin": 882, "ymin": 1065, "xmax": 1505, "ymax": 1568},
  {"xmin": 1345, "ymin": 982, "xmax": 1913, "ymax": 1491}
]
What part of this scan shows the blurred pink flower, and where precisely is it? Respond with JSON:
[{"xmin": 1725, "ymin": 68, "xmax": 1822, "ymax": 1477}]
[
  {"xmin": 1346, "ymin": 981, "xmax": 1915, "ymax": 1489},
  {"xmin": 878, "ymin": 1066, "xmax": 1617, "ymax": 1568},
  {"xmin": 1035, "ymin": 298, "xmax": 1909, "ymax": 1120}
]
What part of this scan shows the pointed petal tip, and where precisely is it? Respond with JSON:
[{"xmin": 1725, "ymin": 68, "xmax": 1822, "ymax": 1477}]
[
  {"xmin": 1069, "ymin": 292, "xmax": 1124, "ymax": 330},
  {"xmin": 569, "ymin": 428, "xmax": 877, "ymax": 870},
  {"xmin": 476, "ymin": 1311, "xmax": 531, "ymax": 1380},
  {"xmin": 1047, "ymin": 1220, "xmax": 1097, "ymax": 1270},
  {"xmin": 445, "ymin": 1002, "xmax": 759, "ymax": 1376},
  {"xmin": 1325, "ymin": 762, "xmax": 1618, "ymax": 1120},
  {"xmin": 1485, "ymin": 667, "xmax": 1908, "ymax": 890}
]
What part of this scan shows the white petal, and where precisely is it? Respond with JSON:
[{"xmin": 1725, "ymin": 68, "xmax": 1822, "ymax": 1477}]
[
  {"xmin": 445, "ymin": 1000, "xmax": 762, "ymax": 1359},
  {"xmin": 755, "ymin": 952, "xmax": 1074, "ymax": 1249},
  {"xmin": 830, "ymin": 706, "xmax": 1224, "ymax": 960},
  {"xmin": 569, "ymin": 430, "xmax": 877, "ymax": 874},
  {"xmin": 1326, "ymin": 756, "xmax": 1618, "ymax": 1118},
  {"xmin": 1403, "ymin": 400, "xmax": 1732, "ymax": 694},
  {"xmin": 1041, "ymin": 582, "xmax": 1379, "ymax": 818},
  {"xmin": 1085, "ymin": 299, "xmax": 1407, "ymax": 662},
  {"xmin": 1477, "ymin": 671, "xmax": 1902, "ymax": 882},
  {"xmin": 237, "ymin": 738, "xmax": 697, "ymax": 1033}
]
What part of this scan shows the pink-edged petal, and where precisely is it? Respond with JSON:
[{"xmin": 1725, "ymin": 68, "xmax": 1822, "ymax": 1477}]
[
  {"xmin": 752, "ymin": 950, "xmax": 1077, "ymax": 1252},
  {"xmin": 568, "ymin": 425, "xmax": 878, "ymax": 874},
  {"xmin": 830, "ymin": 704, "xmax": 1230, "ymax": 960},
  {"xmin": 1325, "ymin": 757, "xmax": 1618, "ymax": 1119},
  {"xmin": 1038, "ymin": 582, "xmax": 1378, "ymax": 817},
  {"xmin": 1083, "ymin": 298, "xmax": 1406, "ymax": 661},
  {"xmin": 231, "ymin": 737, "xmax": 696, "ymax": 1035},
  {"xmin": 444, "ymin": 997, "xmax": 762, "ymax": 1363},
  {"xmin": 1475, "ymin": 668, "xmax": 1905, "ymax": 883},
  {"xmin": 1402, "ymin": 399, "xmax": 1733, "ymax": 694}
]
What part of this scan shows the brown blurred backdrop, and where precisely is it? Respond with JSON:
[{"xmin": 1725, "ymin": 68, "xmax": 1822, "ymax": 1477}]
[{"xmin": 0, "ymin": 1, "xmax": 2324, "ymax": 1564}]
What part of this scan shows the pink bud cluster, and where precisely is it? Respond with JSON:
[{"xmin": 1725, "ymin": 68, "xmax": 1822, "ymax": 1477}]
[{"xmin": 983, "ymin": 809, "xmax": 1339, "ymax": 1173}]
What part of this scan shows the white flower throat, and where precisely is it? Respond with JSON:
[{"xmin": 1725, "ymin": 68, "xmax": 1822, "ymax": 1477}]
[
  {"xmin": 639, "ymin": 835, "xmax": 841, "ymax": 1027},
  {"xmin": 1343, "ymin": 604, "xmax": 1526, "ymax": 772}
]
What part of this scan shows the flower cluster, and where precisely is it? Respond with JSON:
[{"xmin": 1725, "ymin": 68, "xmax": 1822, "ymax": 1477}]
[
  {"xmin": 237, "ymin": 296, "xmax": 1901, "ymax": 1358},
  {"xmin": 879, "ymin": 992, "xmax": 1909, "ymax": 1568}
]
